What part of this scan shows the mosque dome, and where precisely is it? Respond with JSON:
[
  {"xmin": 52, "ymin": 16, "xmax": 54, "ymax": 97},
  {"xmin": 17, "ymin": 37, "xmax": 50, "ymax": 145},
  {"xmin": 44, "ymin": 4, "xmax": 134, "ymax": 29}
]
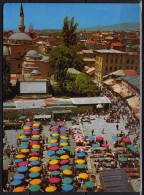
[
  {"xmin": 8, "ymin": 32, "xmax": 32, "ymax": 41},
  {"xmin": 25, "ymin": 50, "xmax": 40, "ymax": 57}
]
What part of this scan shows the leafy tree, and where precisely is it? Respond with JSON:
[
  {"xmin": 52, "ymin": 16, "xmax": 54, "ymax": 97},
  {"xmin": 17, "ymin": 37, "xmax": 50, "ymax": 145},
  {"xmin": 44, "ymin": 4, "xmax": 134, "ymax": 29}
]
[{"xmin": 62, "ymin": 16, "xmax": 79, "ymax": 47}]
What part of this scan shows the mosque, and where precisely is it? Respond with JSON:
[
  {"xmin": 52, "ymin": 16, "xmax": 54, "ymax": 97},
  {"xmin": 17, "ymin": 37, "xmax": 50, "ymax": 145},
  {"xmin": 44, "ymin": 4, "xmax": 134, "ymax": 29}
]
[{"xmin": 3, "ymin": 3, "xmax": 53, "ymax": 81}]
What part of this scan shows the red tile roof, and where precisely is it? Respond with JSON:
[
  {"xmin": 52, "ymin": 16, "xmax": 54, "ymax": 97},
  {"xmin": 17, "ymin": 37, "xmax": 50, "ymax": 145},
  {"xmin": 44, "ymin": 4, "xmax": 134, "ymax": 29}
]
[
  {"xmin": 112, "ymin": 42, "xmax": 122, "ymax": 47},
  {"xmin": 86, "ymin": 40, "xmax": 99, "ymax": 44},
  {"xmin": 124, "ymin": 70, "xmax": 137, "ymax": 76}
]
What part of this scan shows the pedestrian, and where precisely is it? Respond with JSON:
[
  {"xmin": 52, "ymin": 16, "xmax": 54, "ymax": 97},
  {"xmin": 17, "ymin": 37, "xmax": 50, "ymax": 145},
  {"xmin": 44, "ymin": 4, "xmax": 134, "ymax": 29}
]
[
  {"xmin": 91, "ymin": 129, "xmax": 94, "ymax": 136},
  {"xmin": 101, "ymin": 128, "xmax": 105, "ymax": 134},
  {"xmin": 116, "ymin": 123, "xmax": 119, "ymax": 130}
]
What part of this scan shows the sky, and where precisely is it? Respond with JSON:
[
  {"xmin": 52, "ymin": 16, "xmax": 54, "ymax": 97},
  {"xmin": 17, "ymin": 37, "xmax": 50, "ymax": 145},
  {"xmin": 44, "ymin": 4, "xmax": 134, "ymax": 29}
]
[{"xmin": 3, "ymin": 3, "xmax": 140, "ymax": 30}]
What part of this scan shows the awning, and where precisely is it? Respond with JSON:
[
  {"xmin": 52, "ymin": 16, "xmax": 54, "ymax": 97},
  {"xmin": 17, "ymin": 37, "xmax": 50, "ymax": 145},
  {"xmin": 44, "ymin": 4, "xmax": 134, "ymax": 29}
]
[
  {"xmin": 34, "ymin": 115, "xmax": 51, "ymax": 119},
  {"xmin": 70, "ymin": 97, "xmax": 111, "ymax": 105},
  {"xmin": 119, "ymin": 92, "xmax": 127, "ymax": 98},
  {"xmin": 103, "ymin": 79, "xmax": 115, "ymax": 86}
]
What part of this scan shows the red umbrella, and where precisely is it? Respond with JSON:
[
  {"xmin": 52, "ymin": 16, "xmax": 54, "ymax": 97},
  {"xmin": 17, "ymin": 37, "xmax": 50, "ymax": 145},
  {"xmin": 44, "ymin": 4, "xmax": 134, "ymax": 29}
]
[
  {"xmin": 123, "ymin": 138, "xmax": 131, "ymax": 143},
  {"xmin": 29, "ymin": 152, "xmax": 40, "ymax": 156},
  {"xmin": 49, "ymin": 177, "xmax": 60, "ymax": 184},
  {"xmin": 30, "ymin": 141, "xmax": 38, "ymax": 146},
  {"xmin": 60, "ymin": 131, "xmax": 68, "ymax": 134},
  {"xmin": 61, "ymin": 126, "xmax": 67, "ymax": 128},
  {"xmin": 96, "ymin": 136, "xmax": 104, "ymax": 141},
  {"xmin": 102, "ymin": 144, "xmax": 109, "ymax": 148},
  {"xmin": 75, "ymin": 147, "xmax": 86, "ymax": 152},
  {"xmin": 32, "ymin": 131, "xmax": 39, "ymax": 135},
  {"xmin": 26, "ymin": 122, "xmax": 32, "ymax": 124},
  {"xmin": 50, "ymin": 146, "xmax": 59, "ymax": 151},
  {"xmin": 59, "ymin": 160, "xmax": 69, "ymax": 165},
  {"xmin": 18, "ymin": 161, "xmax": 28, "ymax": 167},
  {"xmin": 75, "ymin": 139, "xmax": 83, "ymax": 143},
  {"xmin": 49, "ymin": 165, "xmax": 60, "ymax": 170}
]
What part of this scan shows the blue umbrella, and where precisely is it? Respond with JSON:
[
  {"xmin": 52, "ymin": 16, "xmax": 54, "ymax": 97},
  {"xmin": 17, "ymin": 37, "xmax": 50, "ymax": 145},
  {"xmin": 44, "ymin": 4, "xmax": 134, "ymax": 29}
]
[
  {"xmin": 32, "ymin": 128, "xmax": 40, "ymax": 131},
  {"xmin": 14, "ymin": 159, "xmax": 23, "ymax": 163},
  {"xmin": 30, "ymin": 161, "xmax": 40, "ymax": 166},
  {"xmin": 60, "ymin": 128, "xmax": 67, "ymax": 131},
  {"xmin": 17, "ymin": 166, "xmax": 28, "ymax": 173},
  {"xmin": 51, "ymin": 143, "xmax": 58, "ymax": 147},
  {"xmin": 31, "ymin": 138, "xmax": 39, "ymax": 141},
  {"xmin": 56, "ymin": 150, "xmax": 65, "ymax": 155},
  {"xmin": 51, "ymin": 171, "xmax": 60, "ymax": 176},
  {"xmin": 60, "ymin": 140, "xmax": 68, "ymax": 143},
  {"xmin": 62, "ymin": 184, "xmax": 73, "ymax": 192},
  {"xmin": 112, "ymin": 135, "xmax": 120, "ymax": 141},
  {"xmin": 49, "ymin": 121, "xmax": 55, "ymax": 124},
  {"xmin": 21, "ymin": 138, "xmax": 29, "ymax": 141},
  {"xmin": 88, "ymin": 136, "xmax": 95, "ymax": 141},
  {"xmin": 21, "ymin": 142, "xmax": 29, "ymax": 145},
  {"xmin": 23, "ymin": 131, "xmax": 31, "ymax": 135},
  {"xmin": 11, "ymin": 180, "xmax": 22, "ymax": 186},
  {"xmin": 47, "ymin": 151, "xmax": 55, "ymax": 156},
  {"xmin": 20, "ymin": 145, "xmax": 29, "ymax": 149},
  {"xmin": 77, "ymin": 152, "xmax": 85, "ymax": 157},
  {"xmin": 13, "ymin": 174, "xmax": 24, "ymax": 180},
  {"xmin": 52, "ymin": 126, "xmax": 59, "ymax": 128},
  {"xmin": 112, "ymin": 105, "xmax": 118, "ymax": 109}
]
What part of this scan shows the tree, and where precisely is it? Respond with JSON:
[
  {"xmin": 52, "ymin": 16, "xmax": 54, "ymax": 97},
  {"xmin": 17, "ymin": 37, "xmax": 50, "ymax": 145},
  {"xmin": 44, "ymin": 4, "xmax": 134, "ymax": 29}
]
[
  {"xmin": 62, "ymin": 16, "xmax": 79, "ymax": 47},
  {"xmin": 49, "ymin": 45, "xmax": 73, "ymax": 86},
  {"xmin": 65, "ymin": 73, "xmax": 101, "ymax": 97}
]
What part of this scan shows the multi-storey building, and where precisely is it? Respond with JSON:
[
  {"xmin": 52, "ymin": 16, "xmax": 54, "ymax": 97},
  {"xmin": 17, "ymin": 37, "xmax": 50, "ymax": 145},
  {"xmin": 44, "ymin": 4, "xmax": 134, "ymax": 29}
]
[{"xmin": 95, "ymin": 49, "xmax": 139, "ymax": 83}]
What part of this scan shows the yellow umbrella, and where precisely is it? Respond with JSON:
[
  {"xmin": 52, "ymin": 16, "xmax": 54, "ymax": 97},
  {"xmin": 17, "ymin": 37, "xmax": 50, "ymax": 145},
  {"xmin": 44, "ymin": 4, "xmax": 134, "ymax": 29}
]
[
  {"xmin": 21, "ymin": 149, "xmax": 30, "ymax": 153},
  {"xmin": 29, "ymin": 157, "xmax": 39, "ymax": 162},
  {"xmin": 45, "ymin": 186, "xmax": 57, "ymax": 192},
  {"xmin": 60, "ymin": 142, "xmax": 68, "ymax": 146},
  {"xmin": 49, "ymin": 160, "xmax": 59, "ymax": 165},
  {"xmin": 52, "ymin": 133, "xmax": 59, "ymax": 136},
  {"xmin": 30, "ymin": 166, "xmax": 42, "ymax": 172},
  {"xmin": 60, "ymin": 136, "xmax": 68, "ymax": 139},
  {"xmin": 33, "ymin": 123, "xmax": 40, "ymax": 126},
  {"xmin": 16, "ymin": 154, "xmax": 26, "ymax": 159},
  {"xmin": 50, "ymin": 139, "xmax": 58, "ymax": 143},
  {"xmin": 19, "ymin": 135, "xmax": 26, "ymax": 139},
  {"xmin": 32, "ymin": 135, "xmax": 40, "ymax": 138},
  {"xmin": 78, "ymin": 173, "xmax": 89, "ymax": 179},
  {"xmin": 63, "ymin": 169, "xmax": 73, "ymax": 175},
  {"xmin": 76, "ymin": 159, "xmax": 86, "ymax": 164},
  {"xmin": 60, "ymin": 155, "xmax": 70, "ymax": 160},
  {"xmin": 13, "ymin": 187, "xmax": 25, "ymax": 192},
  {"xmin": 32, "ymin": 144, "xmax": 41, "ymax": 149},
  {"xmin": 29, "ymin": 179, "xmax": 42, "ymax": 185},
  {"xmin": 23, "ymin": 126, "xmax": 31, "ymax": 130}
]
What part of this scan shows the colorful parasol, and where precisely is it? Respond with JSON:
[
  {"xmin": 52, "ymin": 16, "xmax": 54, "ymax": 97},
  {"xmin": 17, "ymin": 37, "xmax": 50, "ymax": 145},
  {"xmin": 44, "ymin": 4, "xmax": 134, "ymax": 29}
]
[
  {"xmin": 18, "ymin": 161, "xmax": 28, "ymax": 167},
  {"xmin": 96, "ymin": 136, "xmax": 104, "ymax": 141},
  {"xmin": 84, "ymin": 181, "xmax": 95, "ymax": 188},
  {"xmin": 63, "ymin": 169, "xmax": 73, "ymax": 175},
  {"xmin": 29, "ymin": 157, "xmax": 39, "ymax": 162},
  {"xmin": 62, "ymin": 184, "xmax": 73, "ymax": 192},
  {"xmin": 61, "ymin": 165, "xmax": 71, "ymax": 170},
  {"xmin": 62, "ymin": 177, "xmax": 73, "ymax": 184},
  {"xmin": 21, "ymin": 148, "xmax": 30, "ymax": 153},
  {"xmin": 49, "ymin": 160, "xmax": 59, "ymax": 165},
  {"xmin": 60, "ymin": 155, "xmax": 70, "ymax": 160},
  {"xmin": 49, "ymin": 165, "xmax": 60, "ymax": 171},
  {"xmin": 16, "ymin": 154, "xmax": 25, "ymax": 159},
  {"xmin": 13, "ymin": 174, "xmax": 24, "ymax": 180},
  {"xmin": 50, "ymin": 146, "xmax": 59, "ymax": 151},
  {"xmin": 78, "ymin": 173, "xmax": 89, "ymax": 179},
  {"xmin": 50, "ymin": 171, "xmax": 61, "ymax": 176},
  {"xmin": 32, "ymin": 144, "xmax": 41, "ymax": 149},
  {"xmin": 13, "ymin": 186, "xmax": 25, "ymax": 192},
  {"xmin": 76, "ymin": 159, "xmax": 86, "ymax": 164},
  {"xmin": 29, "ymin": 185, "xmax": 40, "ymax": 192},
  {"xmin": 45, "ymin": 186, "xmax": 57, "ymax": 192},
  {"xmin": 17, "ymin": 166, "xmax": 28, "ymax": 173},
  {"xmin": 49, "ymin": 177, "xmax": 60, "ymax": 183},
  {"xmin": 29, "ymin": 166, "xmax": 42, "ymax": 172},
  {"xmin": 29, "ymin": 179, "xmax": 42, "ymax": 185},
  {"xmin": 60, "ymin": 142, "xmax": 68, "ymax": 146},
  {"xmin": 60, "ymin": 159, "xmax": 69, "ymax": 165},
  {"xmin": 56, "ymin": 150, "xmax": 66, "ymax": 155},
  {"xmin": 47, "ymin": 150, "xmax": 55, "ymax": 156},
  {"xmin": 29, "ymin": 172, "xmax": 40, "ymax": 178}
]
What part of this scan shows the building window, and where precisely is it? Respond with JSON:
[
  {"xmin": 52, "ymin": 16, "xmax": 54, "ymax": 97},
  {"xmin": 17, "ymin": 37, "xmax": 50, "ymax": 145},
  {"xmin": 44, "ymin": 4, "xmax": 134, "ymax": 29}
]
[
  {"xmin": 105, "ymin": 66, "xmax": 108, "ymax": 71},
  {"xmin": 18, "ymin": 64, "xmax": 21, "ymax": 68},
  {"xmin": 110, "ymin": 66, "xmax": 112, "ymax": 72},
  {"xmin": 115, "ymin": 67, "xmax": 117, "ymax": 71},
  {"xmin": 131, "ymin": 60, "xmax": 134, "ymax": 64},
  {"xmin": 119, "ymin": 66, "xmax": 122, "ymax": 69},
  {"xmin": 120, "ymin": 59, "xmax": 122, "ymax": 64},
  {"xmin": 110, "ymin": 59, "xmax": 113, "ymax": 64},
  {"xmin": 127, "ymin": 66, "xmax": 129, "ymax": 69},
  {"xmin": 135, "ymin": 67, "xmax": 138, "ymax": 71},
  {"xmin": 115, "ymin": 59, "xmax": 118, "ymax": 64},
  {"xmin": 106, "ymin": 59, "xmax": 108, "ymax": 63},
  {"xmin": 17, "ymin": 71, "xmax": 20, "ymax": 74},
  {"xmin": 127, "ymin": 59, "xmax": 129, "ymax": 64},
  {"xmin": 131, "ymin": 66, "xmax": 133, "ymax": 69}
]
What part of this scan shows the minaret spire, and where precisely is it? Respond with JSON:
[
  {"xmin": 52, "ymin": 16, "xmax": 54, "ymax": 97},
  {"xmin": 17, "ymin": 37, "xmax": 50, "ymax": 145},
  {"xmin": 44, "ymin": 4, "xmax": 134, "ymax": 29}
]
[{"xmin": 18, "ymin": 3, "xmax": 25, "ymax": 32}]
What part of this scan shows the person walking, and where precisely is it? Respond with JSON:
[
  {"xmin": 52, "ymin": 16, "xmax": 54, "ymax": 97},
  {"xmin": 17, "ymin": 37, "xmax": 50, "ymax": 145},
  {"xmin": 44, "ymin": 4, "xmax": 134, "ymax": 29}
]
[
  {"xmin": 116, "ymin": 123, "xmax": 119, "ymax": 130},
  {"xmin": 101, "ymin": 128, "xmax": 105, "ymax": 134},
  {"xmin": 91, "ymin": 129, "xmax": 94, "ymax": 136}
]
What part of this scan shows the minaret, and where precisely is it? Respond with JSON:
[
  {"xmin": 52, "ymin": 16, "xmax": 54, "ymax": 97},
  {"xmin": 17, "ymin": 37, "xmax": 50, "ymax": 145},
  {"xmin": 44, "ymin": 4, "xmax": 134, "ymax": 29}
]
[{"xmin": 18, "ymin": 3, "xmax": 25, "ymax": 32}]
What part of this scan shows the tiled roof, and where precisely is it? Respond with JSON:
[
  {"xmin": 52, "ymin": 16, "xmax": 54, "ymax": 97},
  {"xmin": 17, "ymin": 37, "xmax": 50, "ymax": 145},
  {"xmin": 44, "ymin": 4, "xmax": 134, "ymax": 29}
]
[
  {"xmin": 112, "ymin": 42, "xmax": 122, "ymax": 47},
  {"xmin": 124, "ymin": 70, "xmax": 137, "ymax": 76}
]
